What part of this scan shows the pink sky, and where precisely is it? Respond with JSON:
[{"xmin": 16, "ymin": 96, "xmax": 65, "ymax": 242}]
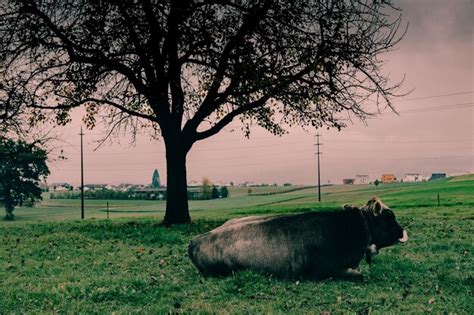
[{"xmin": 47, "ymin": 0, "xmax": 473, "ymax": 187}]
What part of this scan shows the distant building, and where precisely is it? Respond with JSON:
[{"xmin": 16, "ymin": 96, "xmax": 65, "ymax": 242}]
[
  {"xmin": 134, "ymin": 187, "xmax": 203, "ymax": 200},
  {"xmin": 117, "ymin": 183, "xmax": 135, "ymax": 191},
  {"xmin": 239, "ymin": 181, "xmax": 255, "ymax": 187},
  {"xmin": 135, "ymin": 187, "xmax": 167, "ymax": 200},
  {"xmin": 188, "ymin": 180, "xmax": 200, "ymax": 187},
  {"xmin": 49, "ymin": 183, "xmax": 73, "ymax": 192},
  {"xmin": 187, "ymin": 187, "xmax": 203, "ymax": 199},
  {"xmin": 84, "ymin": 184, "xmax": 107, "ymax": 190},
  {"xmin": 403, "ymin": 173, "xmax": 422, "ymax": 182},
  {"xmin": 381, "ymin": 174, "xmax": 397, "ymax": 183},
  {"xmin": 430, "ymin": 173, "xmax": 447, "ymax": 181},
  {"xmin": 343, "ymin": 178, "xmax": 355, "ymax": 185},
  {"xmin": 355, "ymin": 175, "xmax": 369, "ymax": 184}
]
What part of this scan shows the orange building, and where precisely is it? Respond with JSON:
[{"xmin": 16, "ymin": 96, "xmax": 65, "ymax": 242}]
[{"xmin": 381, "ymin": 174, "xmax": 397, "ymax": 183}]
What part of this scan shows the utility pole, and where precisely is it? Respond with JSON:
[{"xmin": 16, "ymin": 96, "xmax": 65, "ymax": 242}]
[
  {"xmin": 80, "ymin": 126, "xmax": 85, "ymax": 220},
  {"xmin": 315, "ymin": 133, "xmax": 322, "ymax": 202}
]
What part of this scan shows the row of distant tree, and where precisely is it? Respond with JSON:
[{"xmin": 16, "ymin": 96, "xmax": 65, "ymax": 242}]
[
  {"xmin": 51, "ymin": 190, "xmax": 141, "ymax": 200},
  {"xmin": 201, "ymin": 179, "xmax": 229, "ymax": 200},
  {"xmin": 50, "ymin": 184, "xmax": 230, "ymax": 201}
]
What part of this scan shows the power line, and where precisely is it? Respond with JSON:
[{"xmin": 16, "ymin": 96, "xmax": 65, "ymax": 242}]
[
  {"xmin": 58, "ymin": 90, "xmax": 473, "ymax": 142},
  {"xmin": 62, "ymin": 136, "xmax": 474, "ymax": 155},
  {"xmin": 49, "ymin": 138, "xmax": 472, "ymax": 167},
  {"xmin": 398, "ymin": 90, "xmax": 474, "ymax": 102},
  {"xmin": 401, "ymin": 102, "xmax": 474, "ymax": 113}
]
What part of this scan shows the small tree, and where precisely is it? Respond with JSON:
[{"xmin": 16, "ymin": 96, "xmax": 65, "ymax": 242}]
[
  {"xmin": 201, "ymin": 177, "xmax": 212, "ymax": 200},
  {"xmin": 211, "ymin": 185, "xmax": 220, "ymax": 199},
  {"xmin": 220, "ymin": 186, "xmax": 229, "ymax": 198},
  {"xmin": 0, "ymin": 138, "xmax": 49, "ymax": 220},
  {"xmin": 374, "ymin": 179, "xmax": 380, "ymax": 188}
]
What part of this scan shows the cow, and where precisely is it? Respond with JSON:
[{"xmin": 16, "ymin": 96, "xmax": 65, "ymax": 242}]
[{"xmin": 188, "ymin": 197, "xmax": 408, "ymax": 280}]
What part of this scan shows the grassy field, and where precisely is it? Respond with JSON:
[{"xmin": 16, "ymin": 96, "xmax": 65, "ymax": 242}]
[{"xmin": 1, "ymin": 175, "xmax": 473, "ymax": 313}]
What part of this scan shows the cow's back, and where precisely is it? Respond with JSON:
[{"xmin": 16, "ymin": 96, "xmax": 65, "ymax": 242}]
[{"xmin": 188, "ymin": 209, "xmax": 370, "ymax": 279}]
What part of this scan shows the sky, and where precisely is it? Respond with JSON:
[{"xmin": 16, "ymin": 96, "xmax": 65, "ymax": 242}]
[{"xmin": 47, "ymin": 0, "xmax": 473, "ymax": 187}]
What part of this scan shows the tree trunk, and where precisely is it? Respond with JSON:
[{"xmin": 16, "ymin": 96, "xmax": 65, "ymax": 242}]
[
  {"xmin": 4, "ymin": 194, "xmax": 14, "ymax": 220},
  {"xmin": 163, "ymin": 143, "xmax": 191, "ymax": 225}
]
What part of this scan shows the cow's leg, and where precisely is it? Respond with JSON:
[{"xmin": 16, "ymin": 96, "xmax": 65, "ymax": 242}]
[
  {"xmin": 339, "ymin": 268, "xmax": 364, "ymax": 281},
  {"xmin": 341, "ymin": 268, "xmax": 362, "ymax": 276},
  {"xmin": 365, "ymin": 244, "xmax": 378, "ymax": 266}
]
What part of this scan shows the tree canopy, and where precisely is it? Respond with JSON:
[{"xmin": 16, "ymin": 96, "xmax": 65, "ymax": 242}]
[
  {"xmin": 220, "ymin": 186, "xmax": 229, "ymax": 198},
  {"xmin": 211, "ymin": 185, "xmax": 220, "ymax": 199},
  {"xmin": 0, "ymin": 138, "xmax": 49, "ymax": 220},
  {"xmin": 0, "ymin": 0, "xmax": 406, "ymax": 224}
]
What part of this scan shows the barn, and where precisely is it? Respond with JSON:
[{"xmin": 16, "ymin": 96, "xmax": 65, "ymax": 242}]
[{"xmin": 430, "ymin": 173, "xmax": 447, "ymax": 181}]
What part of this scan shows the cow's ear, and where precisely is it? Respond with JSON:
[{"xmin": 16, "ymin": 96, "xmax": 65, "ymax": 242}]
[
  {"xmin": 367, "ymin": 197, "xmax": 377, "ymax": 205},
  {"xmin": 374, "ymin": 201, "xmax": 383, "ymax": 215}
]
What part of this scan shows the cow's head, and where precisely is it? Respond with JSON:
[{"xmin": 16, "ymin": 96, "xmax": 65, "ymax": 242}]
[{"xmin": 361, "ymin": 197, "xmax": 408, "ymax": 249}]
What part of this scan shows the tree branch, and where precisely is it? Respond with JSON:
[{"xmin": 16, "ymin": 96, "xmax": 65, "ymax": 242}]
[
  {"xmin": 193, "ymin": 96, "xmax": 269, "ymax": 141},
  {"xmin": 116, "ymin": 2, "xmax": 157, "ymax": 88},
  {"xmin": 183, "ymin": 0, "xmax": 271, "ymax": 135},
  {"xmin": 20, "ymin": 3, "xmax": 149, "ymax": 98},
  {"xmin": 166, "ymin": 2, "xmax": 186, "ymax": 122},
  {"xmin": 28, "ymin": 97, "xmax": 157, "ymax": 122}
]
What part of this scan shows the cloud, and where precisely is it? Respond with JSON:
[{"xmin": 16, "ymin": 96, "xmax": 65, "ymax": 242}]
[{"xmin": 398, "ymin": 0, "xmax": 473, "ymax": 48}]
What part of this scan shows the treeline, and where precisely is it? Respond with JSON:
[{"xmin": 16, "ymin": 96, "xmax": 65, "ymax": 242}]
[
  {"xmin": 201, "ymin": 185, "xmax": 229, "ymax": 200},
  {"xmin": 50, "ymin": 186, "xmax": 230, "ymax": 201},
  {"xmin": 50, "ymin": 190, "xmax": 144, "ymax": 200}
]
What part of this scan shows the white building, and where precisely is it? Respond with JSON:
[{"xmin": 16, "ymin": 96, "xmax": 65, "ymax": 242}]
[
  {"xmin": 355, "ymin": 175, "xmax": 369, "ymax": 184},
  {"xmin": 49, "ymin": 183, "xmax": 72, "ymax": 192},
  {"xmin": 188, "ymin": 180, "xmax": 201, "ymax": 187},
  {"xmin": 403, "ymin": 173, "xmax": 422, "ymax": 182}
]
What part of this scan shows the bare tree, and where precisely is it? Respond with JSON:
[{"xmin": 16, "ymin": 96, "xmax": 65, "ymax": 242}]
[{"xmin": 0, "ymin": 0, "xmax": 406, "ymax": 225}]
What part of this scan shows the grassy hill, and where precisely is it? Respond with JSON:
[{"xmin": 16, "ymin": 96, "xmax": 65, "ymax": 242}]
[
  {"xmin": 1, "ymin": 175, "xmax": 473, "ymax": 313},
  {"xmin": 7, "ymin": 175, "xmax": 474, "ymax": 223}
]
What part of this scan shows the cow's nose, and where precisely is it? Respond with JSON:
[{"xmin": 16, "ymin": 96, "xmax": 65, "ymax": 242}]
[{"xmin": 398, "ymin": 230, "xmax": 409, "ymax": 243}]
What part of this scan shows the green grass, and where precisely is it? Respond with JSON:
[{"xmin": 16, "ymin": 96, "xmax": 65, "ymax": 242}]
[{"xmin": 1, "ymin": 176, "xmax": 473, "ymax": 313}]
